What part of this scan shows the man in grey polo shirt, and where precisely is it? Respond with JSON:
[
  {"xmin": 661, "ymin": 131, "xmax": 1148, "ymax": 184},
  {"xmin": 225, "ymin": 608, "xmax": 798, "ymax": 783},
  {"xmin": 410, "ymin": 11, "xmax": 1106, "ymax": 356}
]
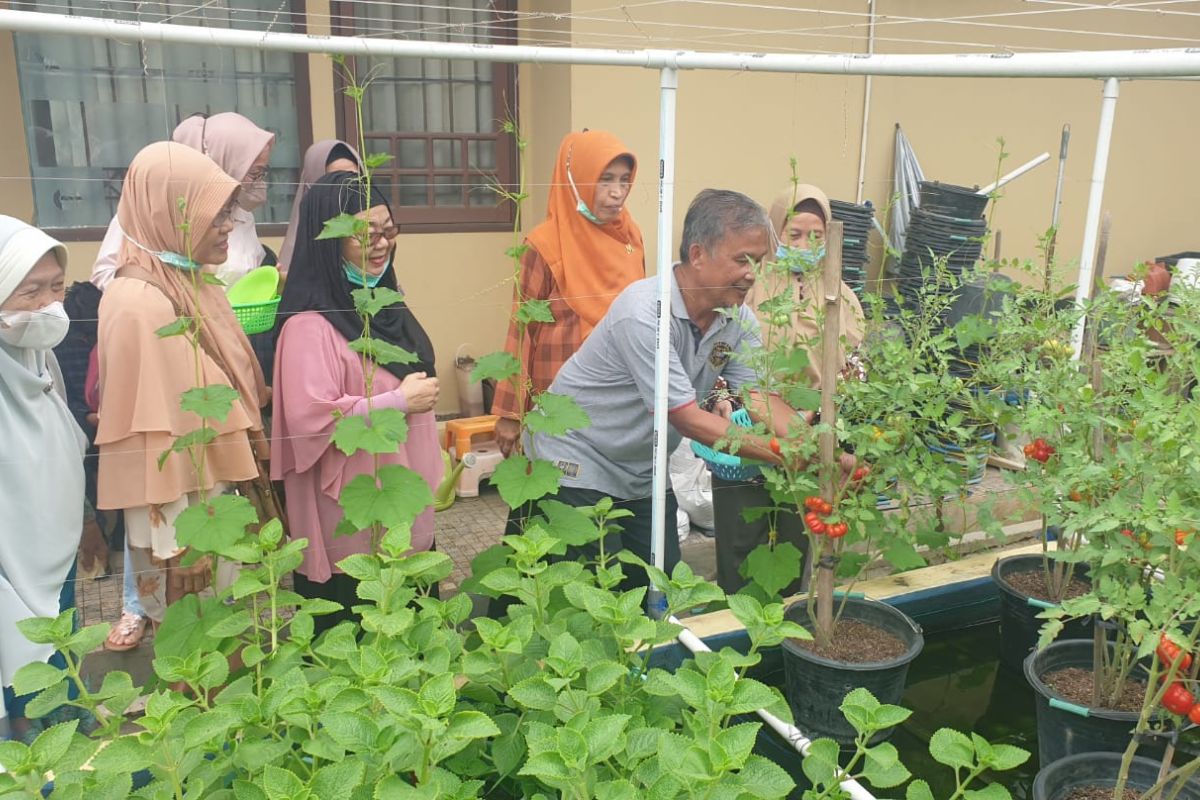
[{"xmin": 528, "ymin": 188, "xmax": 807, "ymax": 588}]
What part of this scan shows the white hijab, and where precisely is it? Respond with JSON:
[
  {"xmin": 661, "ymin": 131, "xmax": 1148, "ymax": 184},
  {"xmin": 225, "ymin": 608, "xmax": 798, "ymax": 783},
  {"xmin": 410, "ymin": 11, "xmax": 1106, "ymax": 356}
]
[{"xmin": 0, "ymin": 216, "xmax": 86, "ymax": 721}]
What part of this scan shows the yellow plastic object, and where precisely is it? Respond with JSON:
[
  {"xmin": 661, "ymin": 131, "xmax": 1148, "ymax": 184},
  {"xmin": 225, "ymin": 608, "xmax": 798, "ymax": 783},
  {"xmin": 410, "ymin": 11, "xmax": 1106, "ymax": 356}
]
[{"xmin": 227, "ymin": 266, "xmax": 280, "ymax": 305}]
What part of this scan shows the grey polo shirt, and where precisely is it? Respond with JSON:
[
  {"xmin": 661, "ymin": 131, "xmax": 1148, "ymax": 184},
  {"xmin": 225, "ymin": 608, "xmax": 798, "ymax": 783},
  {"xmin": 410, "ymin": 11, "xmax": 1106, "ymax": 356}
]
[{"xmin": 529, "ymin": 267, "xmax": 762, "ymax": 500}]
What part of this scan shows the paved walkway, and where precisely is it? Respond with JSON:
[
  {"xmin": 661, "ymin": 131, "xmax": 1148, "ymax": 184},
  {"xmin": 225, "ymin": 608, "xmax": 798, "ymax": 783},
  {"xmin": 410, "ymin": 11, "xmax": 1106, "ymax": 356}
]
[{"xmin": 75, "ymin": 484, "xmax": 718, "ymax": 629}]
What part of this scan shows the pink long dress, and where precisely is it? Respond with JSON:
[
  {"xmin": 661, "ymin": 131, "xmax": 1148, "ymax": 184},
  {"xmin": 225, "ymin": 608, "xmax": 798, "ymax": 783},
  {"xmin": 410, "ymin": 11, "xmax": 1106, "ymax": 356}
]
[{"xmin": 271, "ymin": 311, "xmax": 442, "ymax": 582}]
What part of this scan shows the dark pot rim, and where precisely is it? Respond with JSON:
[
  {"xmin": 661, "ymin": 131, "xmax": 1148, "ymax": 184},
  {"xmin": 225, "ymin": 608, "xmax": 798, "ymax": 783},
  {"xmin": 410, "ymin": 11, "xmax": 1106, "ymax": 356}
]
[
  {"xmin": 1033, "ymin": 751, "xmax": 1192, "ymax": 798},
  {"xmin": 781, "ymin": 596, "xmax": 925, "ymax": 671},
  {"xmin": 991, "ymin": 553, "xmax": 1091, "ymax": 603},
  {"xmin": 1023, "ymin": 638, "xmax": 1145, "ymax": 722}
]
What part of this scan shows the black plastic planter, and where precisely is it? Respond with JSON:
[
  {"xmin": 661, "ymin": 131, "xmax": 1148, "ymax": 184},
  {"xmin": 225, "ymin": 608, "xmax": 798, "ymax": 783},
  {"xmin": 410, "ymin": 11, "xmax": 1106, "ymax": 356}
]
[
  {"xmin": 1024, "ymin": 639, "xmax": 1163, "ymax": 768},
  {"xmin": 1033, "ymin": 751, "xmax": 1200, "ymax": 800},
  {"xmin": 781, "ymin": 596, "xmax": 924, "ymax": 746},
  {"xmin": 992, "ymin": 554, "xmax": 1092, "ymax": 673}
]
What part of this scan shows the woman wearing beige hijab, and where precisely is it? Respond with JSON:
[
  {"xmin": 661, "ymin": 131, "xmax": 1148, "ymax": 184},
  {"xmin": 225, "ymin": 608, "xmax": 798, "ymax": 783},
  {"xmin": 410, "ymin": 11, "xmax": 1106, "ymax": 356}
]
[
  {"xmin": 712, "ymin": 183, "xmax": 865, "ymax": 596},
  {"xmin": 95, "ymin": 142, "xmax": 269, "ymax": 649}
]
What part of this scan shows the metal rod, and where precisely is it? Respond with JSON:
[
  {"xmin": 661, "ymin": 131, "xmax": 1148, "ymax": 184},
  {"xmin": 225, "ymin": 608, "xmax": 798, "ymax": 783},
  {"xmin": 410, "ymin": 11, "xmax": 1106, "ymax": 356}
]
[
  {"xmin": 1051, "ymin": 124, "xmax": 1071, "ymax": 230},
  {"xmin": 648, "ymin": 67, "xmax": 678, "ymax": 617},
  {"xmin": 976, "ymin": 152, "xmax": 1050, "ymax": 195},
  {"xmin": 1071, "ymin": 78, "xmax": 1121, "ymax": 359},
  {"xmin": 2, "ymin": 10, "xmax": 1200, "ymax": 78},
  {"xmin": 671, "ymin": 618, "xmax": 879, "ymax": 800}
]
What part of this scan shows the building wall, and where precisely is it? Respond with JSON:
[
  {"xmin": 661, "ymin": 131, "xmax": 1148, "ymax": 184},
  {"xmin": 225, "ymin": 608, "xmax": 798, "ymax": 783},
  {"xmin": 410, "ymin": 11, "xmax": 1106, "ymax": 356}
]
[
  {"xmin": 562, "ymin": 0, "xmax": 1200, "ymax": 287},
  {"xmin": 1, "ymin": 1, "xmax": 1197, "ymax": 413}
]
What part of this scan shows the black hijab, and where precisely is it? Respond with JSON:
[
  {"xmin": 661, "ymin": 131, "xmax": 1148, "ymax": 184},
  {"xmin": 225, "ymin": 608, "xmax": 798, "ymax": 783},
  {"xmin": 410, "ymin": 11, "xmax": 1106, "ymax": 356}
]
[{"xmin": 279, "ymin": 171, "xmax": 436, "ymax": 380}]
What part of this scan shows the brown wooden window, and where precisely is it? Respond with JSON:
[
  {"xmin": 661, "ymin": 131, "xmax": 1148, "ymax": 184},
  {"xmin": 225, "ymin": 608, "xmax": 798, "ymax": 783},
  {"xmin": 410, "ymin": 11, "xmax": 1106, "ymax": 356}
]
[
  {"xmin": 10, "ymin": 0, "xmax": 312, "ymax": 240},
  {"xmin": 332, "ymin": 0, "xmax": 519, "ymax": 233}
]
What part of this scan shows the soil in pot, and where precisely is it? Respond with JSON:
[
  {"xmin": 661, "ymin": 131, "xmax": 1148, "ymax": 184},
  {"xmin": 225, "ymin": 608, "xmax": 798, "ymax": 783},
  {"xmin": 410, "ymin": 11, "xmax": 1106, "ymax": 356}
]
[
  {"xmin": 1062, "ymin": 789, "xmax": 1139, "ymax": 800},
  {"xmin": 1004, "ymin": 568, "xmax": 1090, "ymax": 604},
  {"xmin": 1043, "ymin": 667, "xmax": 1147, "ymax": 713},
  {"xmin": 788, "ymin": 618, "xmax": 909, "ymax": 663}
]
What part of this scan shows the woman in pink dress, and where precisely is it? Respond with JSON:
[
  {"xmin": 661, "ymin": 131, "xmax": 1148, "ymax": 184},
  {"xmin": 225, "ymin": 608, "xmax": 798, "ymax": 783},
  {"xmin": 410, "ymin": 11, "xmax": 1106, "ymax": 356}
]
[{"xmin": 271, "ymin": 171, "xmax": 441, "ymax": 633}]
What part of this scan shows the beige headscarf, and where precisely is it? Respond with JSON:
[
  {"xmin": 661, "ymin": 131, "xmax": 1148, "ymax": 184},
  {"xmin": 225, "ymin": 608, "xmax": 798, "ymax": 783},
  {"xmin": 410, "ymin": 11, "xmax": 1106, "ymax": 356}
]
[
  {"xmin": 172, "ymin": 113, "xmax": 275, "ymax": 286},
  {"xmin": 95, "ymin": 142, "xmax": 267, "ymax": 510},
  {"xmin": 749, "ymin": 183, "xmax": 865, "ymax": 391}
]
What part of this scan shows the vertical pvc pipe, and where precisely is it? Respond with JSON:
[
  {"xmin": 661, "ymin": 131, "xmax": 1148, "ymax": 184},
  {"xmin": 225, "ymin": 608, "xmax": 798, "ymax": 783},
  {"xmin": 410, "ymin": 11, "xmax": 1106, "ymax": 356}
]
[
  {"xmin": 648, "ymin": 66, "xmax": 678, "ymax": 616},
  {"xmin": 1071, "ymin": 78, "xmax": 1120, "ymax": 358},
  {"xmin": 854, "ymin": 0, "xmax": 877, "ymax": 205}
]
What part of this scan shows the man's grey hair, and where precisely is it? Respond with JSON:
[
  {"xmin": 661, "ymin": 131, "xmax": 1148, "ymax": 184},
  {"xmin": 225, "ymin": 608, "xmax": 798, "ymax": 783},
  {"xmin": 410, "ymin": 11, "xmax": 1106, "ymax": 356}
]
[{"xmin": 678, "ymin": 189, "xmax": 770, "ymax": 264}]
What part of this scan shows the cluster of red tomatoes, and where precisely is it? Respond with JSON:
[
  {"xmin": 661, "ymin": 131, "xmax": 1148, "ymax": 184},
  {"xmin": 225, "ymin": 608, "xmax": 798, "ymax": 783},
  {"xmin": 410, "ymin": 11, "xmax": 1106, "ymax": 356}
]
[
  {"xmin": 1119, "ymin": 528, "xmax": 1192, "ymax": 548},
  {"xmin": 803, "ymin": 496, "xmax": 848, "ymax": 538},
  {"xmin": 1157, "ymin": 634, "xmax": 1200, "ymax": 723},
  {"xmin": 1023, "ymin": 438, "xmax": 1056, "ymax": 464}
]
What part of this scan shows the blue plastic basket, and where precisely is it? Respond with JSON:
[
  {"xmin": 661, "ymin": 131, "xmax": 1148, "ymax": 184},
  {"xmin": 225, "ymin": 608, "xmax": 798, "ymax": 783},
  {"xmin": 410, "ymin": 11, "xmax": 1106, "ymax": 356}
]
[
  {"xmin": 691, "ymin": 408, "xmax": 763, "ymax": 482},
  {"xmin": 927, "ymin": 430, "xmax": 996, "ymax": 485}
]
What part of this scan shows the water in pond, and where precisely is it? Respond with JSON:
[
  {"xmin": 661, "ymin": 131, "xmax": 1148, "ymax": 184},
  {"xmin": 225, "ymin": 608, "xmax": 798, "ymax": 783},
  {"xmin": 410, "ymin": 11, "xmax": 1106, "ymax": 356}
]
[{"xmin": 757, "ymin": 622, "xmax": 1040, "ymax": 798}]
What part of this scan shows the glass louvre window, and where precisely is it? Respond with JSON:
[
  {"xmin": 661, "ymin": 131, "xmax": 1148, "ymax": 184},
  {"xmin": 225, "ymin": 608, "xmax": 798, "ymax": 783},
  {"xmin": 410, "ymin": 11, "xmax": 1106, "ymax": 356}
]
[
  {"xmin": 12, "ymin": 0, "xmax": 305, "ymax": 232},
  {"xmin": 334, "ymin": 0, "xmax": 518, "ymax": 230}
]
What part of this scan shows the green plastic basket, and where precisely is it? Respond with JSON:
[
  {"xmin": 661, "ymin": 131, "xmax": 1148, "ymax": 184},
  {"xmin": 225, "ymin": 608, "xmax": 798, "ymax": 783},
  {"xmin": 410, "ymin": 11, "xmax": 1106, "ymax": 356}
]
[{"xmin": 232, "ymin": 296, "xmax": 281, "ymax": 335}]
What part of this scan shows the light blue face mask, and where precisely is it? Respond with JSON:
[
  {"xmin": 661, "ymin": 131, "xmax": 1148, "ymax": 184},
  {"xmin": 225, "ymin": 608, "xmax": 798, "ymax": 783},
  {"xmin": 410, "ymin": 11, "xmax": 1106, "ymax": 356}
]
[
  {"xmin": 126, "ymin": 235, "xmax": 202, "ymax": 272},
  {"xmin": 777, "ymin": 242, "xmax": 826, "ymax": 274},
  {"xmin": 343, "ymin": 259, "xmax": 389, "ymax": 289}
]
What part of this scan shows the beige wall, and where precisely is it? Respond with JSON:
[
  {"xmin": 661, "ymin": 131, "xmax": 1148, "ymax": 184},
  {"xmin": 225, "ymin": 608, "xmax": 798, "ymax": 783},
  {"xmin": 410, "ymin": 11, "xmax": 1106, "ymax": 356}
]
[
  {"xmin": 558, "ymin": 0, "xmax": 1200, "ymax": 285},
  {"xmin": 2, "ymin": 1, "xmax": 1198, "ymax": 412}
]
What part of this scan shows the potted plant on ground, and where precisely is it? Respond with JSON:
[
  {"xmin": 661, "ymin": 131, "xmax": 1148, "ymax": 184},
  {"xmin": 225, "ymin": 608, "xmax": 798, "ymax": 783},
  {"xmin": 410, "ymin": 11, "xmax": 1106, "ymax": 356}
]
[{"xmin": 1027, "ymin": 273, "xmax": 1200, "ymax": 795}]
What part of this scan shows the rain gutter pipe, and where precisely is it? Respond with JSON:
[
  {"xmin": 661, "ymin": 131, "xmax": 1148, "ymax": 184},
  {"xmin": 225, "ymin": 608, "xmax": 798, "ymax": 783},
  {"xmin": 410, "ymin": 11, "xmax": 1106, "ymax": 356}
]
[
  {"xmin": 1072, "ymin": 78, "xmax": 1121, "ymax": 359},
  {"xmin": 854, "ymin": 0, "xmax": 877, "ymax": 205},
  {"xmin": 671, "ymin": 617, "xmax": 877, "ymax": 800},
  {"xmin": 648, "ymin": 67, "xmax": 678, "ymax": 617}
]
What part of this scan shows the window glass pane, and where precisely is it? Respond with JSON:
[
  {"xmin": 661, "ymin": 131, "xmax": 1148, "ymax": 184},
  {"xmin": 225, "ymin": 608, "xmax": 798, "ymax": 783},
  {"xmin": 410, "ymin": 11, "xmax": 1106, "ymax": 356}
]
[
  {"xmin": 467, "ymin": 177, "xmax": 499, "ymax": 208},
  {"xmin": 398, "ymin": 176, "xmax": 428, "ymax": 207},
  {"xmin": 432, "ymin": 140, "xmax": 462, "ymax": 169},
  {"xmin": 12, "ymin": 0, "xmax": 303, "ymax": 230},
  {"xmin": 433, "ymin": 175, "xmax": 462, "ymax": 207},
  {"xmin": 398, "ymin": 140, "xmax": 427, "ymax": 169},
  {"xmin": 467, "ymin": 140, "xmax": 496, "ymax": 171}
]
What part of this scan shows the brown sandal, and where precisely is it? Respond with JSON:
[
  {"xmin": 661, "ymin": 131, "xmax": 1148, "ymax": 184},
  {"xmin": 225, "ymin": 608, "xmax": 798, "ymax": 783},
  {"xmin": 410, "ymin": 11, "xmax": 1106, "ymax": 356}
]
[{"xmin": 103, "ymin": 611, "xmax": 149, "ymax": 652}]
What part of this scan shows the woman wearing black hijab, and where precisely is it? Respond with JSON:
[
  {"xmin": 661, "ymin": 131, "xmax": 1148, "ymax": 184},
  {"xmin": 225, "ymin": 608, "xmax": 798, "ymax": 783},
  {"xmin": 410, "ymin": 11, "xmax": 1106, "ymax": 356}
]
[{"xmin": 271, "ymin": 172, "xmax": 442, "ymax": 627}]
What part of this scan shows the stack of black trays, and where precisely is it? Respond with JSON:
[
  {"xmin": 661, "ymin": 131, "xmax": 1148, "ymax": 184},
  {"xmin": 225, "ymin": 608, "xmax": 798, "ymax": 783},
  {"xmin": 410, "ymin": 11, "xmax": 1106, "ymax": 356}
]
[
  {"xmin": 894, "ymin": 181, "xmax": 989, "ymax": 313},
  {"xmin": 829, "ymin": 199, "xmax": 875, "ymax": 297}
]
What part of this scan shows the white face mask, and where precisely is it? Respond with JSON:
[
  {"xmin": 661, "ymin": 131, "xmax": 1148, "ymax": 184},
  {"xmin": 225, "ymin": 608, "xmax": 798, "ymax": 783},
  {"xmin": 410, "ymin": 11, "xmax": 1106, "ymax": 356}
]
[
  {"xmin": 238, "ymin": 179, "xmax": 268, "ymax": 211},
  {"xmin": 0, "ymin": 300, "xmax": 70, "ymax": 350}
]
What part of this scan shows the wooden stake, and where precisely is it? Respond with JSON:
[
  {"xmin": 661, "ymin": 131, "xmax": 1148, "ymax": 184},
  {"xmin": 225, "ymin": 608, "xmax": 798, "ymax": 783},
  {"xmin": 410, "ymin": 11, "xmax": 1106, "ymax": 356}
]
[{"xmin": 815, "ymin": 221, "xmax": 844, "ymax": 640}]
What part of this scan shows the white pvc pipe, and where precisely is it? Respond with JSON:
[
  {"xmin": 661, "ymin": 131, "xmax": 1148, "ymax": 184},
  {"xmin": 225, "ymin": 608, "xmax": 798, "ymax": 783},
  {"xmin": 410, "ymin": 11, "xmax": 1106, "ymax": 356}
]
[
  {"xmin": 2, "ymin": 9, "xmax": 1200, "ymax": 78},
  {"xmin": 648, "ymin": 67, "xmax": 678, "ymax": 616},
  {"xmin": 670, "ymin": 617, "xmax": 878, "ymax": 800},
  {"xmin": 1071, "ymin": 78, "xmax": 1121, "ymax": 358},
  {"xmin": 976, "ymin": 152, "xmax": 1050, "ymax": 195},
  {"xmin": 854, "ymin": 0, "xmax": 877, "ymax": 205}
]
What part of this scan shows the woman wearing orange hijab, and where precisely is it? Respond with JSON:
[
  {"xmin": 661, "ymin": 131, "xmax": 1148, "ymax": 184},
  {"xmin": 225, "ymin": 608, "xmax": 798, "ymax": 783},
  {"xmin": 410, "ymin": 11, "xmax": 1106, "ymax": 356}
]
[
  {"xmin": 95, "ymin": 142, "xmax": 269, "ymax": 649},
  {"xmin": 491, "ymin": 130, "xmax": 644, "ymax": 455}
]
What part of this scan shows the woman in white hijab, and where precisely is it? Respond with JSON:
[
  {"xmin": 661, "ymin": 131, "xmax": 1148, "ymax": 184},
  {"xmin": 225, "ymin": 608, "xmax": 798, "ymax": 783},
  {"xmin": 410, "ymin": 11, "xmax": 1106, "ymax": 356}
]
[{"xmin": 0, "ymin": 215, "xmax": 87, "ymax": 740}]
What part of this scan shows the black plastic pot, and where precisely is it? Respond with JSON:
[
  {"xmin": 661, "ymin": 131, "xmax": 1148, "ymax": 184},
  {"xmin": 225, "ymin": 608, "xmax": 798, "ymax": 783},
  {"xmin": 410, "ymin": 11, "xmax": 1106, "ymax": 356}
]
[
  {"xmin": 992, "ymin": 554, "xmax": 1092, "ymax": 673},
  {"xmin": 1024, "ymin": 639, "xmax": 1163, "ymax": 768},
  {"xmin": 1033, "ymin": 751, "xmax": 1200, "ymax": 800},
  {"xmin": 781, "ymin": 597, "xmax": 924, "ymax": 746}
]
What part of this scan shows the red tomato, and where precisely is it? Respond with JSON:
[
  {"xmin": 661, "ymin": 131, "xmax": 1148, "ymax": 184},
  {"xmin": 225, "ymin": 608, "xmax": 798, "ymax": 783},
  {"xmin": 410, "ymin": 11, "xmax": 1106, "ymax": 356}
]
[
  {"xmin": 1161, "ymin": 682, "xmax": 1196, "ymax": 716},
  {"xmin": 852, "ymin": 466, "xmax": 869, "ymax": 481},
  {"xmin": 1158, "ymin": 634, "xmax": 1194, "ymax": 672},
  {"xmin": 817, "ymin": 500, "xmax": 833, "ymax": 516},
  {"xmin": 1190, "ymin": 705, "xmax": 1200, "ymax": 725},
  {"xmin": 804, "ymin": 496, "xmax": 822, "ymax": 512},
  {"xmin": 1176, "ymin": 529, "xmax": 1190, "ymax": 547},
  {"xmin": 827, "ymin": 522, "xmax": 849, "ymax": 538},
  {"xmin": 769, "ymin": 437, "xmax": 782, "ymax": 456}
]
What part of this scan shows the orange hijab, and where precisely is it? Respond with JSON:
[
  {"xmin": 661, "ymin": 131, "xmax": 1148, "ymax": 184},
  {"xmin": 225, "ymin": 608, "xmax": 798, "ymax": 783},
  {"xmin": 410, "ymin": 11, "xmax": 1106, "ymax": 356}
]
[
  {"xmin": 527, "ymin": 130, "xmax": 645, "ymax": 336},
  {"xmin": 109, "ymin": 141, "xmax": 268, "ymax": 429}
]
